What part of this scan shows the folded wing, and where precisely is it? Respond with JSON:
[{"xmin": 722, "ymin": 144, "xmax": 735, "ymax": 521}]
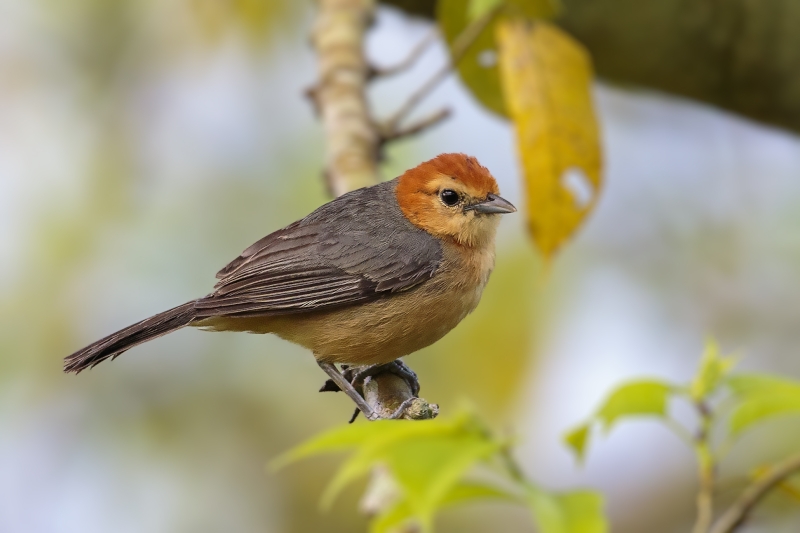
[{"xmin": 194, "ymin": 181, "xmax": 442, "ymax": 318}]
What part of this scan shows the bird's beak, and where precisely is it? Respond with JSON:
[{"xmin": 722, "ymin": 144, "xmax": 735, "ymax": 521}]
[{"xmin": 469, "ymin": 193, "xmax": 517, "ymax": 214}]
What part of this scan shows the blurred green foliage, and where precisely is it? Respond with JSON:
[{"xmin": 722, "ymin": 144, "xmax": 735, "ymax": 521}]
[
  {"xmin": 279, "ymin": 410, "xmax": 607, "ymax": 533},
  {"xmin": 565, "ymin": 340, "xmax": 800, "ymax": 462},
  {"xmin": 726, "ymin": 374, "xmax": 800, "ymax": 437},
  {"xmin": 565, "ymin": 340, "xmax": 800, "ymax": 529}
]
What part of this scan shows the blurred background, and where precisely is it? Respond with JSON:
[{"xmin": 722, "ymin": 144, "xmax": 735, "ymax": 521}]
[{"xmin": 1, "ymin": 1, "xmax": 799, "ymax": 532}]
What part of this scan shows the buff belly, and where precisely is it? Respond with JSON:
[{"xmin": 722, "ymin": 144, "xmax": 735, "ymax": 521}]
[{"xmin": 194, "ymin": 271, "xmax": 485, "ymax": 366}]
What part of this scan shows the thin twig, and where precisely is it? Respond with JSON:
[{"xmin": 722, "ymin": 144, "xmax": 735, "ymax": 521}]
[
  {"xmin": 500, "ymin": 446, "xmax": 527, "ymax": 484},
  {"xmin": 369, "ymin": 29, "xmax": 439, "ymax": 79},
  {"xmin": 381, "ymin": 5, "xmax": 501, "ymax": 135},
  {"xmin": 709, "ymin": 452, "xmax": 800, "ymax": 533},
  {"xmin": 664, "ymin": 416, "xmax": 696, "ymax": 449},
  {"xmin": 380, "ymin": 107, "xmax": 451, "ymax": 143},
  {"xmin": 693, "ymin": 401, "xmax": 716, "ymax": 533}
]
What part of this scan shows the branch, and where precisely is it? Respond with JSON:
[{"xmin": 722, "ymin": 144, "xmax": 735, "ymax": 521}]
[
  {"xmin": 363, "ymin": 373, "xmax": 439, "ymax": 420},
  {"xmin": 369, "ymin": 28, "xmax": 438, "ymax": 78},
  {"xmin": 381, "ymin": 5, "xmax": 500, "ymax": 137},
  {"xmin": 310, "ymin": 0, "xmax": 437, "ymax": 421},
  {"xmin": 709, "ymin": 452, "xmax": 800, "ymax": 533},
  {"xmin": 379, "ymin": 107, "xmax": 451, "ymax": 143},
  {"xmin": 311, "ymin": 0, "xmax": 380, "ymax": 197}
]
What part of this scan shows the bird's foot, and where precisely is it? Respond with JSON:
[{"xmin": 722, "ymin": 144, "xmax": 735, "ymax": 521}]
[
  {"xmin": 317, "ymin": 361, "xmax": 378, "ymax": 422},
  {"xmin": 318, "ymin": 360, "xmax": 422, "ymax": 423},
  {"xmin": 350, "ymin": 360, "xmax": 420, "ymax": 397}
]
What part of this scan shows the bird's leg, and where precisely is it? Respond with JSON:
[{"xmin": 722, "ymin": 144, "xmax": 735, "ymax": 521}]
[
  {"xmin": 390, "ymin": 359, "xmax": 420, "ymax": 397},
  {"xmin": 351, "ymin": 359, "xmax": 420, "ymax": 397},
  {"xmin": 318, "ymin": 364, "xmax": 355, "ymax": 393},
  {"xmin": 317, "ymin": 361, "xmax": 378, "ymax": 421}
]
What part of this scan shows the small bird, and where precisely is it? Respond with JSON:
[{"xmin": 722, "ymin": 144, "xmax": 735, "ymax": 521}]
[{"xmin": 65, "ymin": 153, "xmax": 516, "ymax": 419}]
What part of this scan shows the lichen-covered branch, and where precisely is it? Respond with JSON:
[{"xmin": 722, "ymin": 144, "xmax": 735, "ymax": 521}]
[{"xmin": 311, "ymin": 0, "xmax": 380, "ymax": 197}]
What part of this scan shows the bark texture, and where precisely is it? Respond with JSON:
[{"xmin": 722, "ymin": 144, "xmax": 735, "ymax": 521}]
[{"xmin": 311, "ymin": 0, "xmax": 380, "ymax": 197}]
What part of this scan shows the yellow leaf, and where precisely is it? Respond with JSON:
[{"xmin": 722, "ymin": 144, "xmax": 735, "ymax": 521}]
[
  {"xmin": 497, "ymin": 20, "xmax": 603, "ymax": 258},
  {"xmin": 437, "ymin": 0, "xmax": 559, "ymax": 118}
]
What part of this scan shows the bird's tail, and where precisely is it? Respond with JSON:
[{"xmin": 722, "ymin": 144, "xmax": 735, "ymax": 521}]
[{"xmin": 64, "ymin": 301, "xmax": 197, "ymax": 373}]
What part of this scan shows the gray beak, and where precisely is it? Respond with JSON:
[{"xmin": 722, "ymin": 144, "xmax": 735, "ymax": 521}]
[{"xmin": 469, "ymin": 193, "xmax": 517, "ymax": 214}]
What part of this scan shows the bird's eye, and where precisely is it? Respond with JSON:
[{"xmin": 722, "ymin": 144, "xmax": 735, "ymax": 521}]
[{"xmin": 440, "ymin": 189, "xmax": 460, "ymax": 207}]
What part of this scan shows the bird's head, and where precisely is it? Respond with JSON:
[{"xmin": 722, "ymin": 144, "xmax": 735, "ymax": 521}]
[{"xmin": 396, "ymin": 153, "xmax": 516, "ymax": 247}]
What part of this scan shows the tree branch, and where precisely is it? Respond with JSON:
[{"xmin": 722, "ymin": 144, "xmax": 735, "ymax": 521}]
[
  {"xmin": 709, "ymin": 452, "xmax": 800, "ymax": 533},
  {"xmin": 310, "ymin": 0, "xmax": 437, "ymax": 421},
  {"xmin": 369, "ymin": 28, "xmax": 438, "ymax": 79},
  {"xmin": 381, "ymin": 5, "xmax": 500, "ymax": 137},
  {"xmin": 380, "ymin": 107, "xmax": 451, "ymax": 143},
  {"xmin": 311, "ymin": 0, "xmax": 380, "ymax": 197}
]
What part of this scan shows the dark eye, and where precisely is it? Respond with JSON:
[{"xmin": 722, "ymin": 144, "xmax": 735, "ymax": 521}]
[{"xmin": 440, "ymin": 189, "xmax": 460, "ymax": 207}]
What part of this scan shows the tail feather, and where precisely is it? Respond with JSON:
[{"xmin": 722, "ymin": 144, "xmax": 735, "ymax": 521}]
[{"xmin": 64, "ymin": 301, "xmax": 197, "ymax": 373}]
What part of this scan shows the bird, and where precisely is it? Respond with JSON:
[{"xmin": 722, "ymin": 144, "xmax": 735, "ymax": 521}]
[{"xmin": 64, "ymin": 153, "xmax": 516, "ymax": 419}]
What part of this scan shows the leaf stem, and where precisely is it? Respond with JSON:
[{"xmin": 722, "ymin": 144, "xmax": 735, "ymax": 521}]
[
  {"xmin": 664, "ymin": 416, "xmax": 696, "ymax": 449},
  {"xmin": 692, "ymin": 401, "xmax": 716, "ymax": 533},
  {"xmin": 499, "ymin": 446, "xmax": 527, "ymax": 485}
]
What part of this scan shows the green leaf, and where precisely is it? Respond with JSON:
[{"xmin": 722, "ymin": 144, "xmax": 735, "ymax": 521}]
[
  {"xmin": 564, "ymin": 381, "xmax": 672, "ymax": 462},
  {"xmin": 506, "ymin": 0, "xmax": 561, "ymax": 19},
  {"xmin": 370, "ymin": 481, "xmax": 515, "ymax": 533},
  {"xmin": 729, "ymin": 394, "xmax": 800, "ymax": 436},
  {"xmin": 440, "ymin": 481, "xmax": 517, "ymax": 506},
  {"xmin": 381, "ymin": 430, "xmax": 503, "ymax": 526},
  {"xmin": 690, "ymin": 338, "xmax": 737, "ymax": 401},
  {"xmin": 271, "ymin": 420, "xmax": 390, "ymax": 470},
  {"xmin": 276, "ymin": 415, "xmax": 475, "ymax": 470},
  {"xmin": 322, "ymin": 441, "xmax": 389, "ymax": 509},
  {"xmin": 596, "ymin": 380, "xmax": 672, "ymax": 430},
  {"xmin": 527, "ymin": 487, "xmax": 608, "ymax": 533},
  {"xmin": 322, "ymin": 418, "xmax": 481, "ymax": 508},
  {"xmin": 437, "ymin": 0, "xmax": 558, "ymax": 117},
  {"xmin": 468, "ymin": 0, "xmax": 503, "ymax": 21},
  {"xmin": 726, "ymin": 374, "xmax": 800, "ymax": 436},
  {"xmin": 727, "ymin": 374, "xmax": 800, "ymax": 396},
  {"xmin": 725, "ymin": 373, "xmax": 800, "ymax": 436},
  {"xmin": 370, "ymin": 499, "xmax": 414, "ymax": 533},
  {"xmin": 564, "ymin": 423, "xmax": 591, "ymax": 462},
  {"xmin": 279, "ymin": 411, "xmax": 504, "ymax": 527}
]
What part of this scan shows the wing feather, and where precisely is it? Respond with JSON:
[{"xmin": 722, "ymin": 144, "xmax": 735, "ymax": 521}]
[{"xmin": 195, "ymin": 181, "xmax": 442, "ymax": 318}]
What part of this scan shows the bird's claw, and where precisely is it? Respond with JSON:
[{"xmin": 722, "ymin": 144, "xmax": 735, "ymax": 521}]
[
  {"xmin": 318, "ymin": 360, "xmax": 421, "ymax": 423},
  {"xmin": 350, "ymin": 360, "xmax": 420, "ymax": 397},
  {"xmin": 387, "ymin": 397, "xmax": 417, "ymax": 419}
]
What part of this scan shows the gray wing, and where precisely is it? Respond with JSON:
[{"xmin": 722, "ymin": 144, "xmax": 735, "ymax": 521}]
[{"xmin": 193, "ymin": 180, "xmax": 442, "ymax": 318}]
